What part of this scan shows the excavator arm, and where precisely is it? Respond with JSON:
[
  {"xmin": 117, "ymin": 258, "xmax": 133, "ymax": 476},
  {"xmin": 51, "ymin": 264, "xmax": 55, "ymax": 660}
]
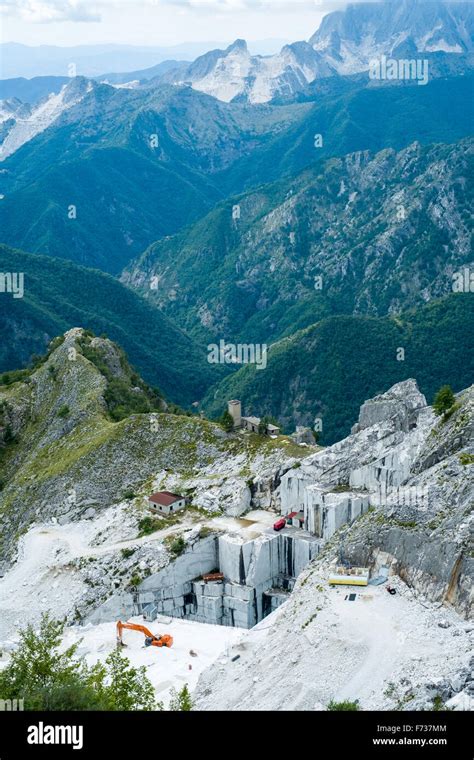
[{"xmin": 116, "ymin": 620, "xmax": 173, "ymax": 648}]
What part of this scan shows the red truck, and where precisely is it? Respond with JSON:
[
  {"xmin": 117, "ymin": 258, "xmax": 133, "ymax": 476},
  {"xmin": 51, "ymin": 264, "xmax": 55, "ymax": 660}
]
[{"xmin": 273, "ymin": 517, "xmax": 287, "ymax": 531}]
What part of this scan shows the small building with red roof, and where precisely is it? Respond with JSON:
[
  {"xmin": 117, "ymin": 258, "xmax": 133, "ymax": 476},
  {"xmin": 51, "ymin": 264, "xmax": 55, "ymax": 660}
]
[{"xmin": 148, "ymin": 491, "xmax": 186, "ymax": 515}]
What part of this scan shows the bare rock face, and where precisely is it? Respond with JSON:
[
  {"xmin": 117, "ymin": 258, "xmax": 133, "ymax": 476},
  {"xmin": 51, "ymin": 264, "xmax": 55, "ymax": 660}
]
[
  {"xmin": 194, "ymin": 381, "xmax": 474, "ymax": 712},
  {"xmin": 280, "ymin": 380, "xmax": 473, "ymax": 618},
  {"xmin": 291, "ymin": 426, "xmax": 317, "ymax": 446},
  {"xmin": 89, "ymin": 337, "xmax": 129, "ymax": 381},
  {"xmin": 412, "ymin": 385, "xmax": 474, "ymax": 473},
  {"xmin": 280, "ymin": 381, "xmax": 432, "ymax": 508},
  {"xmin": 351, "ymin": 379, "xmax": 427, "ymax": 435}
]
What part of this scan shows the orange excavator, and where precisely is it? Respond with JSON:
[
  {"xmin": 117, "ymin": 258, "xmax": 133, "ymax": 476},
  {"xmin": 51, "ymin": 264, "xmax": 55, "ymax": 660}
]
[{"xmin": 116, "ymin": 620, "xmax": 173, "ymax": 649}]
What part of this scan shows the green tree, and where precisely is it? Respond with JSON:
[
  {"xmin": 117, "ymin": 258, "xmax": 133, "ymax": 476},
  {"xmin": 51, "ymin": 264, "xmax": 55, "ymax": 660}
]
[
  {"xmin": 169, "ymin": 684, "xmax": 193, "ymax": 711},
  {"xmin": 433, "ymin": 385, "xmax": 455, "ymax": 416},
  {"xmin": 0, "ymin": 614, "xmax": 100, "ymax": 710},
  {"xmin": 169, "ymin": 536, "xmax": 186, "ymax": 556},
  {"xmin": 0, "ymin": 614, "xmax": 159, "ymax": 711},
  {"xmin": 220, "ymin": 410, "xmax": 234, "ymax": 432},
  {"xmin": 102, "ymin": 648, "xmax": 157, "ymax": 711}
]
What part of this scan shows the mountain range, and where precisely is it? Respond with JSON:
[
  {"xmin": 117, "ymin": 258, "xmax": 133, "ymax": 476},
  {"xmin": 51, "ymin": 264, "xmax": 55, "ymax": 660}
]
[
  {"xmin": 0, "ymin": 41, "xmax": 289, "ymax": 80},
  {"xmin": 1, "ymin": 69, "xmax": 472, "ymax": 273},
  {"xmin": 162, "ymin": 0, "xmax": 474, "ymax": 103},
  {"xmin": 0, "ymin": 0, "xmax": 473, "ymax": 722},
  {"xmin": 311, "ymin": 0, "xmax": 474, "ymax": 69},
  {"xmin": 0, "ymin": 80, "xmax": 302, "ymax": 272},
  {"xmin": 0, "ymin": 0, "xmax": 472, "ymax": 441},
  {"xmin": 124, "ymin": 139, "xmax": 473, "ymax": 344}
]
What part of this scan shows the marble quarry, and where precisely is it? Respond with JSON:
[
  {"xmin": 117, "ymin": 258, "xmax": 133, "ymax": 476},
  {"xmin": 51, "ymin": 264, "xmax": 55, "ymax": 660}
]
[
  {"xmin": 303, "ymin": 486, "xmax": 369, "ymax": 537},
  {"xmin": 131, "ymin": 530, "xmax": 320, "ymax": 629},
  {"xmin": 87, "ymin": 380, "xmax": 435, "ymax": 631},
  {"xmin": 278, "ymin": 381, "xmax": 433, "ymax": 530},
  {"xmin": 279, "ymin": 471, "xmax": 369, "ymax": 539}
]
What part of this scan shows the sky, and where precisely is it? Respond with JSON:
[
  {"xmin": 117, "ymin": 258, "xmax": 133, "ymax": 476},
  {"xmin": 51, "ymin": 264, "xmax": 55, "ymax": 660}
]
[{"xmin": 0, "ymin": 0, "xmax": 352, "ymax": 47}]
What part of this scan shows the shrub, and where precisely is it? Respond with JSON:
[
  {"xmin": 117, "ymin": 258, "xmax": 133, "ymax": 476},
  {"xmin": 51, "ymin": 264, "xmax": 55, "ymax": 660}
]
[
  {"xmin": 198, "ymin": 526, "xmax": 215, "ymax": 539},
  {"xmin": 169, "ymin": 536, "xmax": 186, "ymax": 556},
  {"xmin": 219, "ymin": 410, "xmax": 234, "ymax": 432},
  {"xmin": 0, "ymin": 369, "xmax": 31, "ymax": 386},
  {"xmin": 138, "ymin": 516, "xmax": 161, "ymax": 537},
  {"xmin": 3, "ymin": 425, "xmax": 16, "ymax": 444},
  {"xmin": 57, "ymin": 405, "xmax": 70, "ymax": 418},
  {"xmin": 442, "ymin": 402, "xmax": 460, "ymax": 423},
  {"xmin": 327, "ymin": 700, "xmax": 360, "ymax": 711},
  {"xmin": 432, "ymin": 695, "xmax": 450, "ymax": 711}
]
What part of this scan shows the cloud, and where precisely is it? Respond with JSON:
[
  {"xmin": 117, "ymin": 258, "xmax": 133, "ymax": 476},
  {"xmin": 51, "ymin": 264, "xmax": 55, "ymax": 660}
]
[
  {"xmin": 153, "ymin": 0, "xmax": 340, "ymax": 9},
  {"xmin": 150, "ymin": 0, "xmax": 367, "ymax": 8},
  {"xmin": 0, "ymin": 0, "xmax": 102, "ymax": 23},
  {"xmin": 0, "ymin": 0, "xmax": 369, "ymax": 25},
  {"xmin": 136, "ymin": 0, "xmax": 376, "ymax": 15},
  {"xmin": 0, "ymin": 0, "xmax": 355, "ymax": 24}
]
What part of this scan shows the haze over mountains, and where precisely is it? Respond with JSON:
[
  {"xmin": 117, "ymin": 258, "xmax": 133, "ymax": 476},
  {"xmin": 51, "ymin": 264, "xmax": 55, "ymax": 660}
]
[
  {"xmin": 0, "ymin": 0, "xmax": 473, "ymax": 442},
  {"xmin": 0, "ymin": 40, "xmax": 290, "ymax": 80}
]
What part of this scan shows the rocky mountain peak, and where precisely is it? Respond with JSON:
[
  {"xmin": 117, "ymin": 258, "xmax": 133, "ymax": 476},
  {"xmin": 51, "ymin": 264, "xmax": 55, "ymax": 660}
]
[
  {"xmin": 227, "ymin": 39, "xmax": 248, "ymax": 54},
  {"xmin": 311, "ymin": 0, "xmax": 473, "ymax": 75},
  {"xmin": 0, "ymin": 75, "xmax": 93, "ymax": 161},
  {"xmin": 352, "ymin": 379, "xmax": 427, "ymax": 434}
]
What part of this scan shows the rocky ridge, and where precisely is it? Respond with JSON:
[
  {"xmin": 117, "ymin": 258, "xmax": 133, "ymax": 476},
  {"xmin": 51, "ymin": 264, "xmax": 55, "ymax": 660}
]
[
  {"xmin": 0, "ymin": 328, "xmax": 307, "ymax": 567},
  {"xmin": 162, "ymin": 1, "xmax": 474, "ymax": 103}
]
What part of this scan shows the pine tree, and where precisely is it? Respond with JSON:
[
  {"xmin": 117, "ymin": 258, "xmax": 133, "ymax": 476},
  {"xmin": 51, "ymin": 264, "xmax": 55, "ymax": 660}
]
[
  {"xmin": 220, "ymin": 410, "xmax": 234, "ymax": 432},
  {"xmin": 433, "ymin": 385, "xmax": 455, "ymax": 416},
  {"xmin": 169, "ymin": 684, "xmax": 193, "ymax": 711}
]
